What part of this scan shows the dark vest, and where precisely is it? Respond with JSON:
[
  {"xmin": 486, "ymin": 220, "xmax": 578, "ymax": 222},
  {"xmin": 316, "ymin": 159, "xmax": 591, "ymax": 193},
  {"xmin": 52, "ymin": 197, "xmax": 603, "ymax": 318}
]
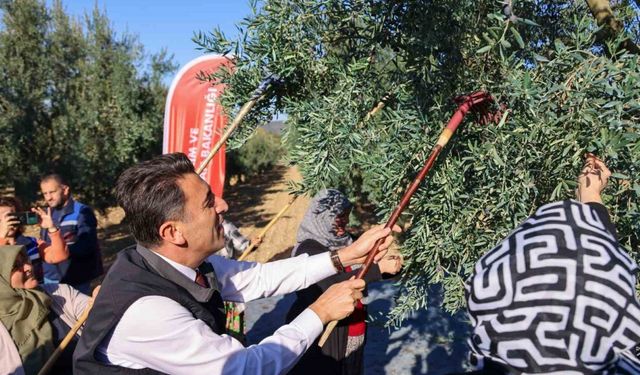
[{"xmin": 73, "ymin": 245, "xmax": 226, "ymax": 374}]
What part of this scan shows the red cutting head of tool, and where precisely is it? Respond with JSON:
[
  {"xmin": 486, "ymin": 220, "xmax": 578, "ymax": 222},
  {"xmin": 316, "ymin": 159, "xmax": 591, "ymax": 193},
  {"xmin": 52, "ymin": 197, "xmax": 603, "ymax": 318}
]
[{"xmin": 453, "ymin": 91, "xmax": 504, "ymax": 125}]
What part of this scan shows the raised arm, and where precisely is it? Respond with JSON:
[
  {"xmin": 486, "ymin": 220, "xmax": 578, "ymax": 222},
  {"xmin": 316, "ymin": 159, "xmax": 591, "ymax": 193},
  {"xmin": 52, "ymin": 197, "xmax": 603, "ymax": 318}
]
[
  {"xmin": 577, "ymin": 154, "xmax": 618, "ymax": 239},
  {"xmin": 211, "ymin": 225, "xmax": 397, "ymax": 303},
  {"xmin": 33, "ymin": 207, "xmax": 69, "ymax": 264},
  {"xmin": 37, "ymin": 230, "xmax": 69, "ymax": 264}
]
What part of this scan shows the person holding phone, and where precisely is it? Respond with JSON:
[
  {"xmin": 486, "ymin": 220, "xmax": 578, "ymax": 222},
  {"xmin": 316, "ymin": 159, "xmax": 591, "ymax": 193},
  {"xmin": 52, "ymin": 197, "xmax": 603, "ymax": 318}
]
[{"xmin": 0, "ymin": 196, "xmax": 69, "ymax": 283}]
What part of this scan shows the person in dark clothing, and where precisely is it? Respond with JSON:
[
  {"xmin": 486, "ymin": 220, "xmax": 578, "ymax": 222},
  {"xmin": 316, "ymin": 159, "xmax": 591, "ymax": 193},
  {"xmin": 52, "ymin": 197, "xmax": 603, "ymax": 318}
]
[
  {"xmin": 39, "ymin": 174, "xmax": 102, "ymax": 294},
  {"xmin": 286, "ymin": 189, "xmax": 403, "ymax": 375},
  {"xmin": 461, "ymin": 156, "xmax": 640, "ymax": 374},
  {"xmin": 0, "ymin": 196, "xmax": 69, "ymax": 283}
]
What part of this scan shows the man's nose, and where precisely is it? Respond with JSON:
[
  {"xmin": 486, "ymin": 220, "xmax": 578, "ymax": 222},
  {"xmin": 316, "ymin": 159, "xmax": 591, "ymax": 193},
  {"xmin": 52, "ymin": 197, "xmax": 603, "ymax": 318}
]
[{"xmin": 216, "ymin": 197, "xmax": 229, "ymax": 214}]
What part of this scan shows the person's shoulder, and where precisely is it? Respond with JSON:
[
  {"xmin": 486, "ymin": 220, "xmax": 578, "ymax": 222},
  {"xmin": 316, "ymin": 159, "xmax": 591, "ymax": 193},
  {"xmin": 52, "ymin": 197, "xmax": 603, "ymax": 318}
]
[
  {"xmin": 74, "ymin": 201, "xmax": 98, "ymax": 223},
  {"xmin": 75, "ymin": 200, "xmax": 95, "ymax": 213}
]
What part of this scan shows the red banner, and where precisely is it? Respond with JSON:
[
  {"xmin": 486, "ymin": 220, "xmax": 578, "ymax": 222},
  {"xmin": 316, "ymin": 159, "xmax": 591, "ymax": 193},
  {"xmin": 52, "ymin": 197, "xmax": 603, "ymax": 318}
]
[{"xmin": 163, "ymin": 54, "xmax": 232, "ymax": 197}]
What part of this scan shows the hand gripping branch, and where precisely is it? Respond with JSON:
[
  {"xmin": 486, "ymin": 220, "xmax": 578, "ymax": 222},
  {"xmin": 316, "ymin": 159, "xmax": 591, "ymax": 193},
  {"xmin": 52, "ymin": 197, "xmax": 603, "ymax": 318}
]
[{"xmin": 318, "ymin": 91, "xmax": 501, "ymax": 347}]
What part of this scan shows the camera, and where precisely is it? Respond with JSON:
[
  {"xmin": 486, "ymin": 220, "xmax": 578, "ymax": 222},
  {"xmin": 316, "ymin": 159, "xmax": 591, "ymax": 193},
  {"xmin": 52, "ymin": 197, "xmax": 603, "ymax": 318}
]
[{"xmin": 11, "ymin": 211, "xmax": 39, "ymax": 226}]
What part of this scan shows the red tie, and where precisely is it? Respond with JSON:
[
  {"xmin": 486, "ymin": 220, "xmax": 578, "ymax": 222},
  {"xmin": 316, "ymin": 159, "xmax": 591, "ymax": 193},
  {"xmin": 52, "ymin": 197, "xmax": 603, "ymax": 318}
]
[{"xmin": 195, "ymin": 270, "xmax": 209, "ymax": 288}]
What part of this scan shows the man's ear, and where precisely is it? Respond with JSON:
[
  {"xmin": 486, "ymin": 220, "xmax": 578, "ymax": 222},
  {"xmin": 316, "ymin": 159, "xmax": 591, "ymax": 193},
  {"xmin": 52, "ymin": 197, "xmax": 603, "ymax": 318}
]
[
  {"xmin": 158, "ymin": 221, "xmax": 187, "ymax": 246},
  {"xmin": 62, "ymin": 185, "xmax": 70, "ymax": 197}
]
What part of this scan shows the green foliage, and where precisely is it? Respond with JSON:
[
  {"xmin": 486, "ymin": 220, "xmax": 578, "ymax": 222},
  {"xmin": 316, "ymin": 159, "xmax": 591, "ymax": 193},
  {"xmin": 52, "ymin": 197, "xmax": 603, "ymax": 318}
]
[
  {"xmin": 226, "ymin": 127, "xmax": 284, "ymax": 180},
  {"xmin": 196, "ymin": 0, "xmax": 640, "ymax": 322},
  {"xmin": 0, "ymin": 0, "xmax": 175, "ymax": 209}
]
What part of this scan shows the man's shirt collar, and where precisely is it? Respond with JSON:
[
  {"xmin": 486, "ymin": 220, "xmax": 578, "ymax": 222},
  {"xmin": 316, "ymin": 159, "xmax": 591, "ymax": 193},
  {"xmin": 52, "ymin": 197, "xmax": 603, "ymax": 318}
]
[{"xmin": 154, "ymin": 252, "xmax": 197, "ymax": 281}]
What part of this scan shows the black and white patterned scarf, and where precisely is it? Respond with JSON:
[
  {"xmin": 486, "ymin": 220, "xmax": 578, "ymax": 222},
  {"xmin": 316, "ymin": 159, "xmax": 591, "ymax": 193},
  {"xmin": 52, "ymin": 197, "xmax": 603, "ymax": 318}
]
[{"xmin": 466, "ymin": 200, "xmax": 640, "ymax": 374}]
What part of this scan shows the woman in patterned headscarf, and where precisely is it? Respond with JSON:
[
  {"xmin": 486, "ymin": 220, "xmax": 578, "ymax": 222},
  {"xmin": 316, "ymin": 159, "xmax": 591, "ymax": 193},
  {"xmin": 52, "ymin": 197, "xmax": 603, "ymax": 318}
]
[
  {"xmin": 287, "ymin": 189, "xmax": 403, "ymax": 375},
  {"xmin": 464, "ymin": 156, "xmax": 640, "ymax": 374},
  {"xmin": 0, "ymin": 245, "xmax": 90, "ymax": 375}
]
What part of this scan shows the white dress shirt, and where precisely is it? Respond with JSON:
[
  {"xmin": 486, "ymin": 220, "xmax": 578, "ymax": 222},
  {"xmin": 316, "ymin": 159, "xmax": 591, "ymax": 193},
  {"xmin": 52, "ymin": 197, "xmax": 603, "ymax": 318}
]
[{"xmin": 96, "ymin": 252, "xmax": 337, "ymax": 374}]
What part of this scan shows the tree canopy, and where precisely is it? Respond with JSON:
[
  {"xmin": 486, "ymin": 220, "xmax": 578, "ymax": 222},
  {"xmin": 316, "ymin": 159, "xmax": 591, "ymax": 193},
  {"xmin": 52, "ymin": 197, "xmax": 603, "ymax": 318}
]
[
  {"xmin": 197, "ymin": 0, "xmax": 640, "ymax": 321},
  {"xmin": 0, "ymin": 0, "xmax": 175, "ymax": 209}
]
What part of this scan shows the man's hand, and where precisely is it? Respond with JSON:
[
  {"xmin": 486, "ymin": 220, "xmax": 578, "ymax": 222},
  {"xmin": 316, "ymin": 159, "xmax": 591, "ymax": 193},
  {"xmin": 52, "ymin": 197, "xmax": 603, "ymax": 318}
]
[
  {"xmin": 309, "ymin": 278, "xmax": 365, "ymax": 325},
  {"xmin": 337, "ymin": 225, "xmax": 401, "ymax": 267},
  {"xmin": 0, "ymin": 211, "xmax": 19, "ymax": 239},
  {"xmin": 378, "ymin": 255, "xmax": 403, "ymax": 275},
  {"xmin": 33, "ymin": 207, "xmax": 54, "ymax": 229},
  {"xmin": 577, "ymin": 154, "xmax": 611, "ymax": 204},
  {"xmin": 250, "ymin": 236, "xmax": 262, "ymax": 247}
]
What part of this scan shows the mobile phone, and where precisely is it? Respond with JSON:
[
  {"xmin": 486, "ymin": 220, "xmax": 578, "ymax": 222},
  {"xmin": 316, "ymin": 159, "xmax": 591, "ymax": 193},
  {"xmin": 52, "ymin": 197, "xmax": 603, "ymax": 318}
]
[{"xmin": 13, "ymin": 211, "xmax": 39, "ymax": 226}]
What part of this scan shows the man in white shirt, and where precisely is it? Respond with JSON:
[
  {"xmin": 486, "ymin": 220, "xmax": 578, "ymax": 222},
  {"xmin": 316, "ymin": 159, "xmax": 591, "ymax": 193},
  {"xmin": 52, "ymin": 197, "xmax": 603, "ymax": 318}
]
[{"xmin": 73, "ymin": 153, "xmax": 397, "ymax": 375}]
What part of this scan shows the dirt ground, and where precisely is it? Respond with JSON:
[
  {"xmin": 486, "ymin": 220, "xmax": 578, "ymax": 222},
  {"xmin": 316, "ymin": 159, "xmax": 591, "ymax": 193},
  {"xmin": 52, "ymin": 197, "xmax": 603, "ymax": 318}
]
[{"xmin": 223, "ymin": 165, "xmax": 311, "ymax": 262}]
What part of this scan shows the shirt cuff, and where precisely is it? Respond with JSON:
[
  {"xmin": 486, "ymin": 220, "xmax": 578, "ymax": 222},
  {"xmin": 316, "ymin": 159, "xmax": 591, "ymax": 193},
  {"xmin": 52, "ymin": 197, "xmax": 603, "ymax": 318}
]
[
  {"xmin": 305, "ymin": 252, "xmax": 338, "ymax": 283},
  {"xmin": 289, "ymin": 308, "xmax": 324, "ymax": 345}
]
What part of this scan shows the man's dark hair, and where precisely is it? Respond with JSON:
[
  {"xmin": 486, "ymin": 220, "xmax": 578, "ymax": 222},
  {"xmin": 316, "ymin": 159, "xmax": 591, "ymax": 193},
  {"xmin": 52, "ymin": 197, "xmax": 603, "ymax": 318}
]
[
  {"xmin": 0, "ymin": 196, "xmax": 23, "ymax": 211},
  {"xmin": 40, "ymin": 173, "xmax": 68, "ymax": 186},
  {"xmin": 115, "ymin": 153, "xmax": 195, "ymax": 248},
  {"xmin": 0, "ymin": 196, "xmax": 25, "ymax": 235}
]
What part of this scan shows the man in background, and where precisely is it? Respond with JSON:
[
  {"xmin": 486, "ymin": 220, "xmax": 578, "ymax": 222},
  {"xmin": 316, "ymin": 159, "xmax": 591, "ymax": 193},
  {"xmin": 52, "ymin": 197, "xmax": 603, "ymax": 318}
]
[{"xmin": 40, "ymin": 174, "xmax": 103, "ymax": 294}]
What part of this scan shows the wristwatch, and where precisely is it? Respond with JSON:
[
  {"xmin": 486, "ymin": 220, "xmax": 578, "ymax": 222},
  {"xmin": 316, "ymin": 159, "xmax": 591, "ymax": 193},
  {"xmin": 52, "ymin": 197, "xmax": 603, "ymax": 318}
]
[
  {"xmin": 47, "ymin": 227, "xmax": 59, "ymax": 234},
  {"xmin": 329, "ymin": 249, "xmax": 345, "ymax": 273}
]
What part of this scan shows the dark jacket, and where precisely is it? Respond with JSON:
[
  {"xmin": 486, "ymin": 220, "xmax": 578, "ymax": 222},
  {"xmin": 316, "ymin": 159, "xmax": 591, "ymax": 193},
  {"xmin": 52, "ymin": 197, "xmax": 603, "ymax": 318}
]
[
  {"xmin": 40, "ymin": 197, "xmax": 103, "ymax": 286},
  {"xmin": 73, "ymin": 245, "xmax": 226, "ymax": 374},
  {"xmin": 286, "ymin": 239, "xmax": 383, "ymax": 375}
]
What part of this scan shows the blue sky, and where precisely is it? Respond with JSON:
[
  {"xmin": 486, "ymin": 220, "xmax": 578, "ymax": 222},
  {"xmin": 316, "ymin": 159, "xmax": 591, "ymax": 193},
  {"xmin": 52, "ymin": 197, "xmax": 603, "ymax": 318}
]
[{"xmin": 49, "ymin": 0, "xmax": 252, "ymax": 70}]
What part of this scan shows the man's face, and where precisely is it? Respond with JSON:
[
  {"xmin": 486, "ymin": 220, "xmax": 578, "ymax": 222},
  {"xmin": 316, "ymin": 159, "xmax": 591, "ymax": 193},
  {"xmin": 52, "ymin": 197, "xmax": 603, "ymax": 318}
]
[
  {"xmin": 176, "ymin": 174, "xmax": 227, "ymax": 258},
  {"xmin": 10, "ymin": 252, "xmax": 38, "ymax": 289},
  {"xmin": 0, "ymin": 205, "xmax": 17, "ymax": 238},
  {"xmin": 40, "ymin": 180, "xmax": 69, "ymax": 209}
]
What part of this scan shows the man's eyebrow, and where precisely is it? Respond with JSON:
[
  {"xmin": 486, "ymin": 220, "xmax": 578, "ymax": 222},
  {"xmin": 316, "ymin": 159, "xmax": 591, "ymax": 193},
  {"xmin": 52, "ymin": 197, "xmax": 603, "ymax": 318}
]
[{"xmin": 202, "ymin": 190, "xmax": 215, "ymax": 208}]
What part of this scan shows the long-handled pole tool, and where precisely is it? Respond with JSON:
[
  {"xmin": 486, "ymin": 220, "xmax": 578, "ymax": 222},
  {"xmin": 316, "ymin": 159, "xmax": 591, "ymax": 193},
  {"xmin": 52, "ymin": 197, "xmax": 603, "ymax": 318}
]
[
  {"xmin": 38, "ymin": 286, "xmax": 101, "ymax": 375},
  {"xmin": 238, "ymin": 196, "xmax": 297, "ymax": 261},
  {"xmin": 238, "ymin": 93, "xmax": 392, "ymax": 262},
  {"xmin": 196, "ymin": 74, "xmax": 282, "ymax": 174},
  {"xmin": 318, "ymin": 91, "xmax": 500, "ymax": 347}
]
